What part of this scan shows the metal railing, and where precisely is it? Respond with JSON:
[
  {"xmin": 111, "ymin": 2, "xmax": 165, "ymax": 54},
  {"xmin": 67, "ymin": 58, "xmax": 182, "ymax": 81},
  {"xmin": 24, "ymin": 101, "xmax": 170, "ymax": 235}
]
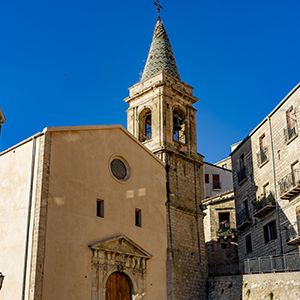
[
  {"xmin": 286, "ymin": 221, "xmax": 300, "ymax": 243},
  {"xmin": 252, "ymin": 193, "xmax": 275, "ymax": 213},
  {"xmin": 284, "ymin": 126, "xmax": 297, "ymax": 143},
  {"xmin": 238, "ymin": 167, "xmax": 247, "ymax": 183},
  {"xmin": 257, "ymin": 148, "xmax": 269, "ymax": 166},
  {"xmin": 244, "ymin": 252, "xmax": 300, "ymax": 274},
  {"xmin": 278, "ymin": 170, "xmax": 300, "ymax": 196},
  {"xmin": 236, "ymin": 208, "xmax": 252, "ymax": 228}
]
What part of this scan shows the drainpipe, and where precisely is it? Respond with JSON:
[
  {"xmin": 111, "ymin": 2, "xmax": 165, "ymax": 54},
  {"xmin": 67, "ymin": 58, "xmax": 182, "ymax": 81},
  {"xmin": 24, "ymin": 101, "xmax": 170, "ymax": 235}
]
[
  {"xmin": 22, "ymin": 137, "xmax": 37, "ymax": 300},
  {"xmin": 268, "ymin": 116, "xmax": 284, "ymax": 254}
]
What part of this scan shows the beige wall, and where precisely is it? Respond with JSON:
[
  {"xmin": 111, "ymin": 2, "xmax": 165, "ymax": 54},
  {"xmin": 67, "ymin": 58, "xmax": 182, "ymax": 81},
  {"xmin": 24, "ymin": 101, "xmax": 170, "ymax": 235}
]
[
  {"xmin": 41, "ymin": 127, "xmax": 167, "ymax": 300},
  {"xmin": 204, "ymin": 163, "xmax": 233, "ymax": 198},
  {"xmin": 0, "ymin": 135, "xmax": 42, "ymax": 300}
]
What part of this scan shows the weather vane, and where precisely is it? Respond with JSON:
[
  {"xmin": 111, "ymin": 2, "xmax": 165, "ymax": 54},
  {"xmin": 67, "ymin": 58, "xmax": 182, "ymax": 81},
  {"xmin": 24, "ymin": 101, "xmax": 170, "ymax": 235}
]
[{"xmin": 154, "ymin": 0, "xmax": 163, "ymax": 18}]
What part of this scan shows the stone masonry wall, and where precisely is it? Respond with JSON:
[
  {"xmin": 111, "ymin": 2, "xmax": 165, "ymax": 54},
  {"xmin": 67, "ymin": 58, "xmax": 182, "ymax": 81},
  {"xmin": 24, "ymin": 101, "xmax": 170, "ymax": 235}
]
[
  {"xmin": 208, "ymin": 275, "xmax": 242, "ymax": 300},
  {"xmin": 243, "ymin": 272, "xmax": 300, "ymax": 300},
  {"xmin": 209, "ymin": 272, "xmax": 300, "ymax": 300}
]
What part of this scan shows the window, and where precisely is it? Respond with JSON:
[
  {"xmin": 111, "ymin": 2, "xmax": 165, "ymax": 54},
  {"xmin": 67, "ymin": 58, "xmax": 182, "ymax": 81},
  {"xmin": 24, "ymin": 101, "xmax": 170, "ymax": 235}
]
[
  {"xmin": 291, "ymin": 161, "xmax": 300, "ymax": 185},
  {"xmin": 110, "ymin": 158, "xmax": 129, "ymax": 181},
  {"xmin": 238, "ymin": 154, "xmax": 246, "ymax": 183},
  {"xmin": 173, "ymin": 108, "xmax": 186, "ymax": 143},
  {"xmin": 263, "ymin": 182, "xmax": 270, "ymax": 197},
  {"xmin": 96, "ymin": 199, "xmax": 104, "ymax": 218},
  {"xmin": 135, "ymin": 209, "xmax": 142, "ymax": 227},
  {"xmin": 243, "ymin": 199, "xmax": 250, "ymax": 218},
  {"xmin": 222, "ymin": 163, "xmax": 227, "ymax": 169},
  {"xmin": 139, "ymin": 108, "xmax": 152, "ymax": 142},
  {"xmin": 264, "ymin": 220, "xmax": 277, "ymax": 243},
  {"xmin": 285, "ymin": 106, "xmax": 297, "ymax": 142},
  {"xmin": 259, "ymin": 134, "xmax": 267, "ymax": 150},
  {"xmin": 205, "ymin": 174, "xmax": 209, "ymax": 184},
  {"xmin": 219, "ymin": 212, "xmax": 230, "ymax": 230},
  {"xmin": 258, "ymin": 134, "xmax": 268, "ymax": 166},
  {"xmin": 212, "ymin": 174, "xmax": 221, "ymax": 189},
  {"xmin": 245, "ymin": 234, "xmax": 252, "ymax": 253}
]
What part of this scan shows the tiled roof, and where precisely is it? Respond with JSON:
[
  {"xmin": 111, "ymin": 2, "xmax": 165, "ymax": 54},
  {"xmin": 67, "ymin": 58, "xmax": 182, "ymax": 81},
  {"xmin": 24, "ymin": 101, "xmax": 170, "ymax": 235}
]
[{"xmin": 141, "ymin": 18, "xmax": 180, "ymax": 81}]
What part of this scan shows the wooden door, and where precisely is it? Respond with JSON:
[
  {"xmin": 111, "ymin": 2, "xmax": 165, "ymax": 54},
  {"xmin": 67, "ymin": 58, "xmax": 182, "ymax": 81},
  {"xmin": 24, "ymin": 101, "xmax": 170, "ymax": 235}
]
[{"xmin": 106, "ymin": 272, "xmax": 131, "ymax": 300}]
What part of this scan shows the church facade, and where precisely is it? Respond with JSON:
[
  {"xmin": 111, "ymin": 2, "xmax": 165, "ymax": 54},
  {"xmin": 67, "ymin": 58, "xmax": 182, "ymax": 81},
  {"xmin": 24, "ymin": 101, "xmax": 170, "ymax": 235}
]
[{"xmin": 0, "ymin": 126, "xmax": 168, "ymax": 300}]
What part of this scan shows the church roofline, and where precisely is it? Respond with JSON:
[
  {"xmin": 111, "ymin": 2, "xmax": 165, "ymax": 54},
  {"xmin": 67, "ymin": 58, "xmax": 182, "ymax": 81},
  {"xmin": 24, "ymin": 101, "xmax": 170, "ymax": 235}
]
[
  {"xmin": 43, "ymin": 125, "xmax": 165, "ymax": 166},
  {"xmin": 1, "ymin": 125, "xmax": 165, "ymax": 167}
]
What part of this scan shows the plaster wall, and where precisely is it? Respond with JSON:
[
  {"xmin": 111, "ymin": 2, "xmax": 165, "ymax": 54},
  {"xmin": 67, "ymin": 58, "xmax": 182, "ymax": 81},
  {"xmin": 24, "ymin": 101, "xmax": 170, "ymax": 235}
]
[
  {"xmin": 0, "ymin": 137, "xmax": 42, "ymax": 300},
  {"xmin": 204, "ymin": 163, "xmax": 233, "ymax": 198},
  {"xmin": 41, "ymin": 128, "xmax": 167, "ymax": 300}
]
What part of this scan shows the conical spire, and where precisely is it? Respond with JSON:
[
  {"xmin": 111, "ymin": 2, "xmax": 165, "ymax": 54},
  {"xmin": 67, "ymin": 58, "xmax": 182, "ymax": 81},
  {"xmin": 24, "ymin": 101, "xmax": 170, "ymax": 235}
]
[{"xmin": 141, "ymin": 18, "xmax": 180, "ymax": 81}]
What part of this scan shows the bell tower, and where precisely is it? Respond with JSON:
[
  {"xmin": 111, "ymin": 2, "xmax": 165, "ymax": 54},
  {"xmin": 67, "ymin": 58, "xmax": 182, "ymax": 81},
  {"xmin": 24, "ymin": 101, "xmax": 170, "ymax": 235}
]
[{"xmin": 125, "ymin": 17, "xmax": 207, "ymax": 300}]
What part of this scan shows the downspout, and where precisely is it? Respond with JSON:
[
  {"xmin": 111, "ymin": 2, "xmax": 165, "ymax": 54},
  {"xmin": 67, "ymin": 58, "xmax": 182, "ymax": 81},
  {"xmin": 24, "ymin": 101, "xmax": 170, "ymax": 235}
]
[
  {"xmin": 268, "ymin": 116, "xmax": 284, "ymax": 254},
  {"xmin": 22, "ymin": 137, "xmax": 37, "ymax": 300}
]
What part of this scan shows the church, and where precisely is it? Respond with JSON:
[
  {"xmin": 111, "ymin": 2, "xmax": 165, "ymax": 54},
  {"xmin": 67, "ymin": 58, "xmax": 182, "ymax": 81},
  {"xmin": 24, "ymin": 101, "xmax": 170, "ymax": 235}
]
[{"xmin": 0, "ymin": 16, "xmax": 207, "ymax": 300}]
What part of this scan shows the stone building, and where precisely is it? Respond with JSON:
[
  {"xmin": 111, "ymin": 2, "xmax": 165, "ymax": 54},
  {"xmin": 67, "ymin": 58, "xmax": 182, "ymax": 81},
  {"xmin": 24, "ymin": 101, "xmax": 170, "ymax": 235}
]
[
  {"xmin": 125, "ymin": 17, "xmax": 207, "ymax": 299},
  {"xmin": 204, "ymin": 162, "xmax": 233, "ymax": 199},
  {"xmin": 202, "ymin": 161, "xmax": 238, "ymax": 277},
  {"xmin": 231, "ymin": 83, "xmax": 300, "ymax": 270}
]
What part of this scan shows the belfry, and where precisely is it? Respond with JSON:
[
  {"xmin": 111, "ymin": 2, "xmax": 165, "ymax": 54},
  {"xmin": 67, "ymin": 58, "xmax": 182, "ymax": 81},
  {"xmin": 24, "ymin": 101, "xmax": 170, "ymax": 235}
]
[{"xmin": 125, "ymin": 16, "xmax": 207, "ymax": 299}]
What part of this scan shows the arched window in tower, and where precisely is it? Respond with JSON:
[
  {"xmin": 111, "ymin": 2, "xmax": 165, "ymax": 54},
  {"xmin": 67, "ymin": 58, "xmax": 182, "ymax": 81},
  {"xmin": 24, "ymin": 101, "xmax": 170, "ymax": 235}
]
[
  {"xmin": 173, "ymin": 108, "xmax": 186, "ymax": 144},
  {"xmin": 139, "ymin": 108, "xmax": 152, "ymax": 142}
]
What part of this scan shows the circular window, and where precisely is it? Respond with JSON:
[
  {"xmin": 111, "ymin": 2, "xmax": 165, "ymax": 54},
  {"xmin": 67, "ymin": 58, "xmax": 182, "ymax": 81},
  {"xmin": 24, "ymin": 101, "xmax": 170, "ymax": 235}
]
[{"xmin": 110, "ymin": 158, "xmax": 129, "ymax": 181}]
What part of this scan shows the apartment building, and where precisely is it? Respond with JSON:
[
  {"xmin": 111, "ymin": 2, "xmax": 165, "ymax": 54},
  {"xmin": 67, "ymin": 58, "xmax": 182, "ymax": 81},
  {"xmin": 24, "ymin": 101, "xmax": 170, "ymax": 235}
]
[{"xmin": 231, "ymin": 83, "xmax": 300, "ymax": 270}]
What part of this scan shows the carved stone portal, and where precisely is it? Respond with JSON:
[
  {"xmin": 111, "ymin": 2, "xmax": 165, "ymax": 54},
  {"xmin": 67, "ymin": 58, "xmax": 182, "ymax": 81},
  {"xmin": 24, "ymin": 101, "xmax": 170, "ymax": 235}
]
[{"xmin": 89, "ymin": 235, "xmax": 152, "ymax": 300}]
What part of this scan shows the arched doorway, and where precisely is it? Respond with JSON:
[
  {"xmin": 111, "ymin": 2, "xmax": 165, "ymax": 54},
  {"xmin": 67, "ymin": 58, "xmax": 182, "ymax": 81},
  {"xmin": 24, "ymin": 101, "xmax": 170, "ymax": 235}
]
[{"xmin": 105, "ymin": 271, "xmax": 132, "ymax": 300}]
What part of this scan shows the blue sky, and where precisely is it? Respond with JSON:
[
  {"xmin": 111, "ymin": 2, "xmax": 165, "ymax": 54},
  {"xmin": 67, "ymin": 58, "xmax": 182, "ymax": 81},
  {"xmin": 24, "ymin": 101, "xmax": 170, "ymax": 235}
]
[{"xmin": 0, "ymin": 0, "xmax": 299, "ymax": 163}]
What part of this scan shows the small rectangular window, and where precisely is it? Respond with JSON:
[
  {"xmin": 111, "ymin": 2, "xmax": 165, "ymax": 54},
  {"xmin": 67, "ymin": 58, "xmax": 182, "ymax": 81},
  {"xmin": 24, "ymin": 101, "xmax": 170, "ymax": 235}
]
[
  {"xmin": 96, "ymin": 199, "xmax": 104, "ymax": 218},
  {"xmin": 212, "ymin": 174, "xmax": 221, "ymax": 189},
  {"xmin": 205, "ymin": 174, "xmax": 209, "ymax": 184},
  {"xmin": 218, "ymin": 212, "xmax": 230, "ymax": 230},
  {"xmin": 264, "ymin": 220, "xmax": 277, "ymax": 243},
  {"xmin": 259, "ymin": 133, "xmax": 266, "ymax": 150},
  {"xmin": 245, "ymin": 234, "xmax": 252, "ymax": 254},
  {"xmin": 263, "ymin": 182, "xmax": 270, "ymax": 197},
  {"xmin": 135, "ymin": 208, "xmax": 142, "ymax": 227}
]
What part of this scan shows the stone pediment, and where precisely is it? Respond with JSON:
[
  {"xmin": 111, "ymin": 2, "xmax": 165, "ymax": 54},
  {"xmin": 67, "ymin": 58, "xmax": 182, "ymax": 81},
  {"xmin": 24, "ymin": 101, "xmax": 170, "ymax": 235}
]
[{"xmin": 89, "ymin": 235, "xmax": 151, "ymax": 259}]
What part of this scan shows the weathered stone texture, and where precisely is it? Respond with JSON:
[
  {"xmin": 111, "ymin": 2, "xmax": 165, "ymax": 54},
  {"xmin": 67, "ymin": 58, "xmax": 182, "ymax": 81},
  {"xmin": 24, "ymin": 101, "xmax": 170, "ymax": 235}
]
[
  {"xmin": 243, "ymin": 272, "xmax": 300, "ymax": 300},
  {"xmin": 231, "ymin": 84, "xmax": 300, "ymax": 266},
  {"xmin": 208, "ymin": 275, "xmax": 242, "ymax": 300}
]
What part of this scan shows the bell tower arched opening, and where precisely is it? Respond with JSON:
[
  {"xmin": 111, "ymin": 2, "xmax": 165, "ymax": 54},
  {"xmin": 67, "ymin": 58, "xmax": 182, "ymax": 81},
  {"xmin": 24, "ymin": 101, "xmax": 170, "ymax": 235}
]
[
  {"xmin": 139, "ymin": 108, "xmax": 152, "ymax": 142},
  {"xmin": 173, "ymin": 108, "xmax": 186, "ymax": 144}
]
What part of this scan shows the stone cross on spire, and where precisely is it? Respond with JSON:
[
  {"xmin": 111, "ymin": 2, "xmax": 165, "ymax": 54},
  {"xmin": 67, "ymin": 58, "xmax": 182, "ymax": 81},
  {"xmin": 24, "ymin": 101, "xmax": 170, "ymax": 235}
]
[{"xmin": 154, "ymin": 0, "xmax": 163, "ymax": 18}]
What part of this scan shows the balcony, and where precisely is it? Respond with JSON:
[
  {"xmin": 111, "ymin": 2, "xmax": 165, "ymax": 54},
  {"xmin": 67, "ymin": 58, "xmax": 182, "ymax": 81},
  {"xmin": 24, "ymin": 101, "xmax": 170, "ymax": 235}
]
[
  {"xmin": 238, "ymin": 167, "xmax": 247, "ymax": 184},
  {"xmin": 237, "ymin": 209, "xmax": 252, "ymax": 230},
  {"xmin": 257, "ymin": 148, "xmax": 269, "ymax": 167},
  {"xmin": 278, "ymin": 170, "xmax": 300, "ymax": 200},
  {"xmin": 286, "ymin": 221, "xmax": 300, "ymax": 245},
  {"xmin": 284, "ymin": 126, "xmax": 297, "ymax": 144},
  {"xmin": 217, "ymin": 225, "xmax": 237, "ymax": 242},
  {"xmin": 252, "ymin": 193, "xmax": 276, "ymax": 218}
]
